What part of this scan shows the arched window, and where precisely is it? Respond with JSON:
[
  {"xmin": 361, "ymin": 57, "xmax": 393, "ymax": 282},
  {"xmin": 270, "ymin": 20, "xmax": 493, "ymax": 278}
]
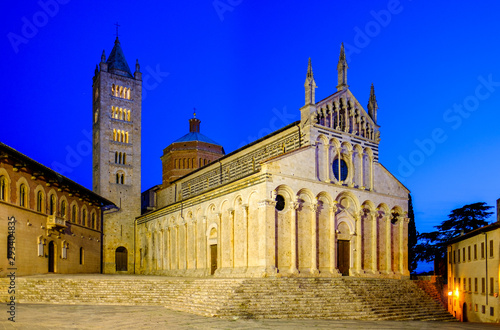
[
  {"xmin": 91, "ymin": 213, "xmax": 96, "ymax": 229},
  {"xmin": 116, "ymin": 173, "xmax": 120, "ymax": 184},
  {"xmin": 127, "ymin": 88, "xmax": 131, "ymax": 100},
  {"xmin": 119, "ymin": 152, "xmax": 122, "ymax": 164},
  {"xmin": 119, "ymin": 108, "xmax": 123, "ymax": 120},
  {"xmin": 115, "ymin": 152, "xmax": 118, "ymax": 163},
  {"xmin": 79, "ymin": 247, "xmax": 84, "ymax": 265},
  {"xmin": 113, "ymin": 129, "xmax": 117, "ymax": 141},
  {"xmin": 127, "ymin": 110, "xmax": 131, "ymax": 121},
  {"xmin": 72, "ymin": 205, "xmax": 77, "ymax": 222},
  {"xmin": 120, "ymin": 174, "xmax": 124, "ymax": 185},
  {"xmin": 333, "ymin": 158, "xmax": 348, "ymax": 181},
  {"xmin": 61, "ymin": 200, "xmax": 67, "ymax": 219},
  {"xmin": 123, "ymin": 153, "xmax": 126, "ymax": 165},
  {"xmin": 36, "ymin": 190, "xmax": 43, "ymax": 212},
  {"xmin": 0, "ymin": 176, "xmax": 6, "ymax": 201},
  {"xmin": 125, "ymin": 132, "xmax": 129, "ymax": 143},
  {"xmin": 112, "ymin": 84, "xmax": 115, "ymax": 96},
  {"xmin": 49, "ymin": 194, "xmax": 56, "ymax": 215},
  {"xmin": 82, "ymin": 209, "xmax": 87, "ymax": 226}
]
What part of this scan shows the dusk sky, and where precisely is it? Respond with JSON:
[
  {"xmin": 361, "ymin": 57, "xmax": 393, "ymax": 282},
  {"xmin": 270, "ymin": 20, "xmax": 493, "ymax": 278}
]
[{"xmin": 2, "ymin": 1, "xmax": 500, "ymax": 271}]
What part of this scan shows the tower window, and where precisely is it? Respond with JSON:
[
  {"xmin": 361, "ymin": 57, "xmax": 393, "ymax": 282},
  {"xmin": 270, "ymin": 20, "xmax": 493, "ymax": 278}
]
[
  {"xmin": 91, "ymin": 213, "xmax": 96, "ymax": 229},
  {"xmin": 275, "ymin": 194, "xmax": 285, "ymax": 211},
  {"xmin": 82, "ymin": 209, "xmax": 87, "ymax": 226},
  {"xmin": 332, "ymin": 158, "xmax": 348, "ymax": 181}
]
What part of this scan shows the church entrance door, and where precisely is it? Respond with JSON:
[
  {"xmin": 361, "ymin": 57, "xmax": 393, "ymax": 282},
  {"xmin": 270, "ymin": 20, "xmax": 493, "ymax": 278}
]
[
  {"xmin": 210, "ymin": 244, "xmax": 217, "ymax": 275},
  {"xmin": 337, "ymin": 240, "xmax": 350, "ymax": 276},
  {"xmin": 115, "ymin": 247, "xmax": 128, "ymax": 271},
  {"xmin": 48, "ymin": 241, "xmax": 55, "ymax": 273}
]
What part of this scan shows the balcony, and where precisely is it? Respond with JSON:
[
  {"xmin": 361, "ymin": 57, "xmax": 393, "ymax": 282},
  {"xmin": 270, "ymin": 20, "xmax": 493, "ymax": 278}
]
[{"xmin": 47, "ymin": 215, "xmax": 67, "ymax": 230}]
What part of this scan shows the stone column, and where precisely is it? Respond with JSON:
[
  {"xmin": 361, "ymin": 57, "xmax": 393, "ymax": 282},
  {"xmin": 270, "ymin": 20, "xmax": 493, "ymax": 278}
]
[
  {"xmin": 201, "ymin": 216, "xmax": 207, "ymax": 270},
  {"xmin": 355, "ymin": 212, "xmax": 363, "ymax": 274},
  {"xmin": 160, "ymin": 229, "xmax": 164, "ymax": 270},
  {"xmin": 385, "ymin": 215, "xmax": 392, "ymax": 274},
  {"xmin": 258, "ymin": 199, "xmax": 277, "ymax": 275},
  {"xmin": 193, "ymin": 220, "xmax": 198, "ymax": 269},
  {"xmin": 242, "ymin": 204, "xmax": 249, "ymax": 269},
  {"xmin": 347, "ymin": 151, "xmax": 354, "ymax": 187},
  {"xmin": 311, "ymin": 202, "xmax": 319, "ymax": 275},
  {"xmin": 370, "ymin": 211, "xmax": 378, "ymax": 273},
  {"xmin": 323, "ymin": 144, "xmax": 330, "ymax": 182},
  {"xmin": 329, "ymin": 203, "xmax": 340, "ymax": 275},
  {"xmin": 216, "ymin": 212, "xmax": 222, "ymax": 269},
  {"xmin": 228, "ymin": 208, "xmax": 235, "ymax": 268},
  {"xmin": 290, "ymin": 201, "xmax": 299, "ymax": 274},
  {"xmin": 369, "ymin": 156, "xmax": 374, "ymax": 191}
]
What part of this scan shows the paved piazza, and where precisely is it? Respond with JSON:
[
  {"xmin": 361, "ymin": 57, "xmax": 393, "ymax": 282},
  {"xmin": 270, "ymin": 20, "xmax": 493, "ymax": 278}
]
[{"xmin": 0, "ymin": 304, "xmax": 498, "ymax": 329}]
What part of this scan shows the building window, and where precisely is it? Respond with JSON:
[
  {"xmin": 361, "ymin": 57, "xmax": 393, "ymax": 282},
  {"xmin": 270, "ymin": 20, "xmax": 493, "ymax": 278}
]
[
  {"xmin": 474, "ymin": 304, "xmax": 478, "ymax": 312},
  {"xmin": 468, "ymin": 278, "xmax": 471, "ymax": 292},
  {"xmin": 82, "ymin": 210, "xmax": 87, "ymax": 226},
  {"xmin": 453, "ymin": 250, "xmax": 456, "ymax": 264},
  {"xmin": 123, "ymin": 153, "xmax": 126, "ymax": 164},
  {"xmin": 448, "ymin": 251, "xmax": 452, "ymax": 264},
  {"xmin": 482, "ymin": 305, "xmax": 486, "ymax": 314},
  {"xmin": 61, "ymin": 241, "xmax": 68, "ymax": 259},
  {"xmin": 37, "ymin": 190, "xmax": 43, "ymax": 212},
  {"xmin": 490, "ymin": 278, "xmax": 494, "ymax": 295},
  {"xmin": 79, "ymin": 247, "xmax": 84, "ymax": 265},
  {"xmin": 91, "ymin": 213, "xmax": 96, "ymax": 229},
  {"xmin": 482, "ymin": 278, "xmax": 485, "ymax": 293},
  {"xmin": 61, "ymin": 200, "xmax": 67, "ymax": 218},
  {"xmin": 19, "ymin": 184, "xmax": 26, "ymax": 207},
  {"xmin": 463, "ymin": 278, "xmax": 466, "ymax": 291},
  {"xmin": 457, "ymin": 249, "xmax": 460, "ymax": 263},
  {"xmin": 481, "ymin": 242, "xmax": 485, "ymax": 259},
  {"xmin": 333, "ymin": 158, "xmax": 348, "ymax": 181},
  {"xmin": 491, "ymin": 307, "xmax": 494, "ymax": 317},
  {"xmin": 462, "ymin": 247, "xmax": 465, "ymax": 262},
  {"xmin": 0, "ymin": 176, "xmax": 6, "ymax": 201},
  {"xmin": 474, "ymin": 244, "xmax": 477, "ymax": 259},
  {"xmin": 475, "ymin": 278, "xmax": 478, "ymax": 292},
  {"xmin": 490, "ymin": 240, "xmax": 494, "ymax": 257},
  {"xmin": 468, "ymin": 246, "xmax": 471, "ymax": 261},
  {"xmin": 72, "ymin": 205, "xmax": 77, "ymax": 223},
  {"xmin": 49, "ymin": 194, "xmax": 56, "ymax": 215}
]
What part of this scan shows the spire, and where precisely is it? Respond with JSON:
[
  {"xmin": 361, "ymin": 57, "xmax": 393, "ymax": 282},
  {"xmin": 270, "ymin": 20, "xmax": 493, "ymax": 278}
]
[
  {"xmin": 189, "ymin": 110, "xmax": 201, "ymax": 133},
  {"xmin": 106, "ymin": 37, "xmax": 133, "ymax": 78},
  {"xmin": 367, "ymin": 83, "xmax": 378, "ymax": 123},
  {"xmin": 101, "ymin": 50, "xmax": 106, "ymax": 63},
  {"xmin": 135, "ymin": 59, "xmax": 140, "ymax": 72},
  {"xmin": 337, "ymin": 43, "xmax": 349, "ymax": 91},
  {"xmin": 304, "ymin": 57, "xmax": 317, "ymax": 105}
]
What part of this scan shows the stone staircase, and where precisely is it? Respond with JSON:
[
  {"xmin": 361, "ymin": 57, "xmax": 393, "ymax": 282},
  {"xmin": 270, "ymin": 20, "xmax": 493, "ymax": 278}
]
[
  {"xmin": 0, "ymin": 275, "xmax": 456, "ymax": 321},
  {"xmin": 414, "ymin": 279, "xmax": 447, "ymax": 310}
]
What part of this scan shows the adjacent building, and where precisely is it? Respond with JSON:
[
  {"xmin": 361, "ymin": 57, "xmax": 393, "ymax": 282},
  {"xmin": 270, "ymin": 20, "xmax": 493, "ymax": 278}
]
[
  {"xmin": 447, "ymin": 199, "xmax": 500, "ymax": 322},
  {"xmin": 0, "ymin": 142, "xmax": 114, "ymax": 276}
]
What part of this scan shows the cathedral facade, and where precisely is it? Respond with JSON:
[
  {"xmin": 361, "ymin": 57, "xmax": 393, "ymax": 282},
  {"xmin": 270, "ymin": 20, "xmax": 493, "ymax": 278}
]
[{"xmin": 133, "ymin": 45, "xmax": 411, "ymax": 278}]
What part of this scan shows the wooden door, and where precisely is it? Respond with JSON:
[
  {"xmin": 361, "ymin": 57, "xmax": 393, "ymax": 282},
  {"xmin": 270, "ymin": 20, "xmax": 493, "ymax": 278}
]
[
  {"xmin": 337, "ymin": 240, "xmax": 350, "ymax": 276},
  {"xmin": 210, "ymin": 244, "xmax": 217, "ymax": 275},
  {"xmin": 115, "ymin": 247, "xmax": 128, "ymax": 271}
]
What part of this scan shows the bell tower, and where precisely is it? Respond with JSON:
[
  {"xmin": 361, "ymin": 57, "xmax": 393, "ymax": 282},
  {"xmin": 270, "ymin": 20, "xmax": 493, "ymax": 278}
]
[{"xmin": 92, "ymin": 36, "xmax": 142, "ymax": 273}]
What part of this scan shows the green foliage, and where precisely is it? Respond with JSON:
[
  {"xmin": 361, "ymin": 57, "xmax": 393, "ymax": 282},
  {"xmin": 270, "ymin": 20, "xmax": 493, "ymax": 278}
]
[
  {"xmin": 407, "ymin": 194, "xmax": 418, "ymax": 273},
  {"xmin": 415, "ymin": 202, "xmax": 493, "ymax": 264}
]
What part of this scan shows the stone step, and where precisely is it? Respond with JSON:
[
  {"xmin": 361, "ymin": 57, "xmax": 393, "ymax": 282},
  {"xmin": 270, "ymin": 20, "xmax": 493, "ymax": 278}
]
[{"xmin": 0, "ymin": 276, "xmax": 457, "ymax": 321}]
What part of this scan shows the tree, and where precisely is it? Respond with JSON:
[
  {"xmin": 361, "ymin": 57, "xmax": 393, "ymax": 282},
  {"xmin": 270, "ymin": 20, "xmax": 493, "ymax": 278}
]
[
  {"xmin": 407, "ymin": 194, "xmax": 418, "ymax": 273},
  {"xmin": 415, "ymin": 202, "xmax": 493, "ymax": 275}
]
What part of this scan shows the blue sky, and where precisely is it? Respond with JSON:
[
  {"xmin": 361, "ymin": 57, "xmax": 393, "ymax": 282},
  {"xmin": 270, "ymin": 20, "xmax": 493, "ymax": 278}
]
[{"xmin": 2, "ymin": 1, "xmax": 500, "ymax": 271}]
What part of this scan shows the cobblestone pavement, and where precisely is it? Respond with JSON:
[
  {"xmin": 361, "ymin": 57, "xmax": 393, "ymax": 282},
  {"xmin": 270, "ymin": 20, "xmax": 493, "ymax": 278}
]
[{"xmin": 0, "ymin": 304, "xmax": 498, "ymax": 330}]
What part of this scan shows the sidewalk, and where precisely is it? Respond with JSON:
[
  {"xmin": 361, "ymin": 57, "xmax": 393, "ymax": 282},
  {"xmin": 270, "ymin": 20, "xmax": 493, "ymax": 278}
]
[{"xmin": 0, "ymin": 304, "xmax": 497, "ymax": 330}]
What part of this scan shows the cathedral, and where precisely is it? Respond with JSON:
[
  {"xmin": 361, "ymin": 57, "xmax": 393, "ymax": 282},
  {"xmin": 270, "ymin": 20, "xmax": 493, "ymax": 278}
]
[{"xmin": 113, "ymin": 42, "xmax": 411, "ymax": 278}]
